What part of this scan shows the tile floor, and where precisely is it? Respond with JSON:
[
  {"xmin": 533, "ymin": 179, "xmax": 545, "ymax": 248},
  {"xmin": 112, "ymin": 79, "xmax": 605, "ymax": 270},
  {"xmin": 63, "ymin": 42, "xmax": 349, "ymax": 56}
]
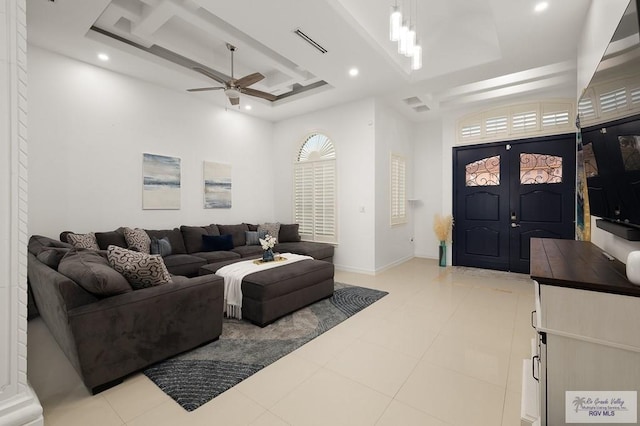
[{"xmin": 28, "ymin": 258, "xmax": 536, "ymax": 426}]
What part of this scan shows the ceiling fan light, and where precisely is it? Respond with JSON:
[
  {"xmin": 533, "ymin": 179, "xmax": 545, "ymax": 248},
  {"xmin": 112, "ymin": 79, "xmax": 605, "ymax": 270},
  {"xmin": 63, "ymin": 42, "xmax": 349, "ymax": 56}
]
[
  {"xmin": 411, "ymin": 44, "xmax": 422, "ymax": 70},
  {"xmin": 390, "ymin": 7, "xmax": 402, "ymax": 41},
  {"xmin": 225, "ymin": 87, "xmax": 241, "ymax": 99}
]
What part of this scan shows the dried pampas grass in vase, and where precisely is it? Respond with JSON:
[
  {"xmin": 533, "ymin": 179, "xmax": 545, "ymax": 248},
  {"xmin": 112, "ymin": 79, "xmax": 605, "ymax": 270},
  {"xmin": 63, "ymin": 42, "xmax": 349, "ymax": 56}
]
[
  {"xmin": 433, "ymin": 214, "xmax": 453, "ymax": 243},
  {"xmin": 433, "ymin": 214, "xmax": 452, "ymax": 267}
]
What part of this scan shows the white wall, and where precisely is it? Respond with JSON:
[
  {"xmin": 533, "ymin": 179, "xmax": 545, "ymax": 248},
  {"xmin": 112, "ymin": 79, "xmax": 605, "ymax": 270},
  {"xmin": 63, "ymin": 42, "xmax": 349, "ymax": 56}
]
[
  {"xmin": 272, "ymin": 98, "xmax": 377, "ymax": 273},
  {"xmin": 413, "ymin": 121, "xmax": 444, "ymax": 260},
  {"xmin": 577, "ymin": 0, "xmax": 631, "ymax": 99},
  {"xmin": 28, "ymin": 46, "xmax": 275, "ymax": 238},
  {"xmin": 374, "ymin": 100, "xmax": 415, "ymax": 271}
]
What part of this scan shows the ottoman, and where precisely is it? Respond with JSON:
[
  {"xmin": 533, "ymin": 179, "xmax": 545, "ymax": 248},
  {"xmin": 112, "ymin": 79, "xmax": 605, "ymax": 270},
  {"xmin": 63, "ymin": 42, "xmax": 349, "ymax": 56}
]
[{"xmin": 200, "ymin": 258, "xmax": 334, "ymax": 327}]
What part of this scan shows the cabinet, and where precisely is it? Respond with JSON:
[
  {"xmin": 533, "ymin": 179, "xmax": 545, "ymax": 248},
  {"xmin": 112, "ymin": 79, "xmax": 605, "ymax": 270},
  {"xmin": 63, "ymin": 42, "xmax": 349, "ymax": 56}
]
[{"xmin": 525, "ymin": 238, "xmax": 640, "ymax": 425}]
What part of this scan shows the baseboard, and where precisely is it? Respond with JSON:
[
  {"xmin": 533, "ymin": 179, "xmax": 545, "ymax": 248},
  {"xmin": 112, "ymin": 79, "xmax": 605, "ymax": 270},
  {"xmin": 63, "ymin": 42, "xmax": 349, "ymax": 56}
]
[
  {"xmin": 334, "ymin": 264, "xmax": 376, "ymax": 275},
  {"xmin": 414, "ymin": 252, "xmax": 437, "ymax": 260},
  {"xmin": 374, "ymin": 255, "xmax": 414, "ymax": 274},
  {"xmin": 0, "ymin": 384, "xmax": 44, "ymax": 426}
]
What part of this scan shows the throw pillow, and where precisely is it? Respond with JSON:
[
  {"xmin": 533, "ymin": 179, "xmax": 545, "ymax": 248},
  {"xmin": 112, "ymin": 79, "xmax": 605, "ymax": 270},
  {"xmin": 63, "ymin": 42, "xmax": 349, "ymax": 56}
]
[
  {"xmin": 245, "ymin": 230, "xmax": 267, "ymax": 246},
  {"xmin": 67, "ymin": 232, "xmax": 100, "ymax": 250},
  {"xmin": 107, "ymin": 245, "xmax": 170, "ymax": 290},
  {"xmin": 258, "ymin": 223, "xmax": 281, "ymax": 243},
  {"xmin": 95, "ymin": 229, "xmax": 127, "ymax": 250},
  {"xmin": 150, "ymin": 236, "xmax": 172, "ymax": 257},
  {"xmin": 58, "ymin": 249, "xmax": 132, "ymax": 296},
  {"xmin": 124, "ymin": 227, "xmax": 151, "ymax": 254},
  {"xmin": 279, "ymin": 224, "xmax": 301, "ymax": 242},
  {"xmin": 202, "ymin": 234, "xmax": 234, "ymax": 251}
]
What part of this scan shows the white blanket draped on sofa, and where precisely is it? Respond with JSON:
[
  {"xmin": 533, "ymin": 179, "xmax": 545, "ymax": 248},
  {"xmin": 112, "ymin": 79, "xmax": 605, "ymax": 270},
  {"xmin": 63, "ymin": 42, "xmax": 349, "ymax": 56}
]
[{"xmin": 215, "ymin": 253, "xmax": 312, "ymax": 320}]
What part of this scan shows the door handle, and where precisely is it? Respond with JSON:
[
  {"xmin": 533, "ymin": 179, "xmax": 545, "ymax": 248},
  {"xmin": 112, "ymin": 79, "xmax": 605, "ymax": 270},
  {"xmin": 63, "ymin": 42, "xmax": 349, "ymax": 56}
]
[
  {"xmin": 532, "ymin": 355, "xmax": 539, "ymax": 382},
  {"xmin": 511, "ymin": 223, "xmax": 521, "ymax": 228},
  {"xmin": 531, "ymin": 310, "xmax": 536, "ymax": 329}
]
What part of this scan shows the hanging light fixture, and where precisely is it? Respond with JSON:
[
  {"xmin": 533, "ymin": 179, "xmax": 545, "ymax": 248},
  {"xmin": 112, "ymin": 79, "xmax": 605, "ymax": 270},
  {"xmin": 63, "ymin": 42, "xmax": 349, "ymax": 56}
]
[
  {"xmin": 389, "ymin": 0, "xmax": 422, "ymax": 71},
  {"xmin": 390, "ymin": 4, "xmax": 402, "ymax": 41},
  {"xmin": 412, "ymin": 43, "xmax": 422, "ymax": 70}
]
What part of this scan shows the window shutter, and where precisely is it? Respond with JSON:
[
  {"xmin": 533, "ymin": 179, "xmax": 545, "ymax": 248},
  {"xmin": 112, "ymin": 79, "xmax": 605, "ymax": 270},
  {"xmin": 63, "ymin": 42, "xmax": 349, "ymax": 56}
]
[
  {"xmin": 391, "ymin": 154, "xmax": 406, "ymax": 225},
  {"xmin": 294, "ymin": 134, "xmax": 337, "ymax": 243}
]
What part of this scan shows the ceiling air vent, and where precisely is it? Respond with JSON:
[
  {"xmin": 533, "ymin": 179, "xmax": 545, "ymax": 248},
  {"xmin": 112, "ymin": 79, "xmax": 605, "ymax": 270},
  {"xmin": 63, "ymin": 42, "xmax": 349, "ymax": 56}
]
[{"xmin": 293, "ymin": 28, "xmax": 328, "ymax": 54}]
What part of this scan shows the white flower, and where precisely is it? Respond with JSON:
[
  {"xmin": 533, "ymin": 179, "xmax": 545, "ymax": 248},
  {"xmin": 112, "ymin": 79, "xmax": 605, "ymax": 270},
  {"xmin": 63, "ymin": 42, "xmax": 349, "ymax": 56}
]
[{"xmin": 259, "ymin": 234, "xmax": 276, "ymax": 250}]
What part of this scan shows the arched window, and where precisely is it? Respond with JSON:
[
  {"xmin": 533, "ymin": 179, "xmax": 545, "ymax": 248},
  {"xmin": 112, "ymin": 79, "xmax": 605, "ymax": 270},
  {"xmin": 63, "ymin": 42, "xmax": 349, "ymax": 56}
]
[{"xmin": 294, "ymin": 133, "xmax": 337, "ymax": 243}]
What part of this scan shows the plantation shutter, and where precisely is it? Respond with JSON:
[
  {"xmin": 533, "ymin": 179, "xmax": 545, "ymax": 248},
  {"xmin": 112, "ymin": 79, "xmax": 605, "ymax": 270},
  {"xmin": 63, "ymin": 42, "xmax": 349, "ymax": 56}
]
[
  {"xmin": 294, "ymin": 163, "xmax": 314, "ymax": 237},
  {"xmin": 391, "ymin": 154, "xmax": 406, "ymax": 225},
  {"xmin": 294, "ymin": 133, "xmax": 337, "ymax": 243}
]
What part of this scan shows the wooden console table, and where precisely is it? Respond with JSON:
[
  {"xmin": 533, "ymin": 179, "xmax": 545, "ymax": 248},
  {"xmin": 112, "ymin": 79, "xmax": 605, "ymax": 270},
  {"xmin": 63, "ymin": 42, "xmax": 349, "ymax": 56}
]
[{"xmin": 525, "ymin": 238, "xmax": 640, "ymax": 425}]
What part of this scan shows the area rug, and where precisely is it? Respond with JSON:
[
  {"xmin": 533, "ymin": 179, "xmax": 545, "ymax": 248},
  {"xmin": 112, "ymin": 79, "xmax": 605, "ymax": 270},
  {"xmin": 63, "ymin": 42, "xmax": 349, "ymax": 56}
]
[{"xmin": 143, "ymin": 282, "xmax": 388, "ymax": 411}]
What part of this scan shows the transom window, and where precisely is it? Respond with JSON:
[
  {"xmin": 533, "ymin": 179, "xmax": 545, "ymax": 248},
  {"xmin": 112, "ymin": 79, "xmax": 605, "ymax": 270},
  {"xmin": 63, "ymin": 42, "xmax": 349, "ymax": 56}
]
[{"xmin": 294, "ymin": 133, "xmax": 337, "ymax": 243}]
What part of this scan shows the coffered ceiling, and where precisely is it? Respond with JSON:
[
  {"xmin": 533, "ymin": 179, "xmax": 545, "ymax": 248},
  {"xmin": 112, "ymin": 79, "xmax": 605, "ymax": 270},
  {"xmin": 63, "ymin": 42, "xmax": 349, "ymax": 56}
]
[{"xmin": 26, "ymin": 0, "xmax": 592, "ymax": 121}]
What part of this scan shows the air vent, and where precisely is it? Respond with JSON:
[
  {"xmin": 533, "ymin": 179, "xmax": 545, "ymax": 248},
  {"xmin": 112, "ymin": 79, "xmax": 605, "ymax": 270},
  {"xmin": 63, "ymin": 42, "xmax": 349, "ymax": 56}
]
[
  {"xmin": 404, "ymin": 96, "xmax": 421, "ymax": 105},
  {"xmin": 293, "ymin": 29, "xmax": 328, "ymax": 54},
  {"xmin": 413, "ymin": 105, "xmax": 430, "ymax": 112}
]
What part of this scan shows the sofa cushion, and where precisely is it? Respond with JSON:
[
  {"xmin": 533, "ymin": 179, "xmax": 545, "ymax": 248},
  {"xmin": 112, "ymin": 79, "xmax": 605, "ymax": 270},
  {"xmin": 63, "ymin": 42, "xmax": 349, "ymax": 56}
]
[
  {"xmin": 274, "ymin": 241, "xmax": 334, "ymax": 260},
  {"xmin": 231, "ymin": 245, "xmax": 264, "ymax": 258},
  {"xmin": 246, "ymin": 223, "xmax": 259, "ymax": 231},
  {"xmin": 162, "ymin": 254, "xmax": 207, "ymax": 277},
  {"xmin": 59, "ymin": 249, "xmax": 132, "ymax": 296},
  {"xmin": 245, "ymin": 230, "xmax": 267, "ymax": 246},
  {"xmin": 202, "ymin": 234, "xmax": 234, "ymax": 251},
  {"xmin": 150, "ymin": 237, "xmax": 172, "ymax": 257},
  {"xmin": 107, "ymin": 246, "xmax": 171, "ymax": 289},
  {"xmin": 145, "ymin": 228, "xmax": 187, "ymax": 254},
  {"xmin": 95, "ymin": 228, "xmax": 127, "ymax": 250},
  {"xmin": 278, "ymin": 224, "xmax": 301, "ymax": 243},
  {"xmin": 67, "ymin": 232, "xmax": 100, "ymax": 250},
  {"xmin": 258, "ymin": 223, "xmax": 281, "ymax": 242},
  {"xmin": 191, "ymin": 250, "xmax": 241, "ymax": 263},
  {"xmin": 217, "ymin": 224, "xmax": 249, "ymax": 247},
  {"xmin": 28, "ymin": 235, "xmax": 73, "ymax": 256},
  {"xmin": 180, "ymin": 225, "xmax": 220, "ymax": 253},
  {"xmin": 36, "ymin": 247, "xmax": 71, "ymax": 270},
  {"xmin": 124, "ymin": 227, "xmax": 151, "ymax": 254}
]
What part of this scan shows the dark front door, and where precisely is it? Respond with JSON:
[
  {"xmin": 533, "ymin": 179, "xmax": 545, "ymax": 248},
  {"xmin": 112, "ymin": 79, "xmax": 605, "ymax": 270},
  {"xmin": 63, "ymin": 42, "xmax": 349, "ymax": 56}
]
[{"xmin": 453, "ymin": 134, "xmax": 576, "ymax": 273}]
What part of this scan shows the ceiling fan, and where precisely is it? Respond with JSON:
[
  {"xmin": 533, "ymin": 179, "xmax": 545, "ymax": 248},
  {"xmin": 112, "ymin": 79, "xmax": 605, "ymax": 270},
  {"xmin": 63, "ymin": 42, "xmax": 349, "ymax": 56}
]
[{"xmin": 187, "ymin": 43, "xmax": 277, "ymax": 106}]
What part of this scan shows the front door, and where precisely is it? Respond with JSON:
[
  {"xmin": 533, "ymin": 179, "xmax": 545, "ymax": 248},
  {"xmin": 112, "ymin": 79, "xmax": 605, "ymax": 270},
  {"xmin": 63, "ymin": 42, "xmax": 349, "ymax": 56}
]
[{"xmin": 453, "ymin": 134, "xmax": 576, "ymax": 273}]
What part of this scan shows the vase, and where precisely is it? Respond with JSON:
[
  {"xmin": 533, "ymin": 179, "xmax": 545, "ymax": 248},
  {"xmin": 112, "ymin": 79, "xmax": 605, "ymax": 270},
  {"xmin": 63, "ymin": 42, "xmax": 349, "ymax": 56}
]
[
  {"xmin": 438, "ymin": 241, "xmax": 446, "ymax": 267},
  {"xmin": 626, "ymin": 251, "xmax": 640, "ymax": 285},
  {"xmin": 262, "ymin": 248, "xmax": 275, "ymax": 262}
]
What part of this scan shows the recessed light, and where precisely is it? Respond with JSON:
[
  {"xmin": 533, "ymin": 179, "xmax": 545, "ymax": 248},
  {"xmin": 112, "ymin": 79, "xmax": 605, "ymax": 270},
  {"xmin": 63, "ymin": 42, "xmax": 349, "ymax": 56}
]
[
  {"xmin": 534, "ymin": 2, "xmax": 549, "ymax": 12},
  {"xmin": 349, "ymin": 68, "xmax": 359, "ymax": 77},
  {"xmin": 244, "ymin": 105, "xmax": 252, "ymax": 110},
  {"xmin": 97, "ymin": 53, "xmax": 109, "ymax": 61}
]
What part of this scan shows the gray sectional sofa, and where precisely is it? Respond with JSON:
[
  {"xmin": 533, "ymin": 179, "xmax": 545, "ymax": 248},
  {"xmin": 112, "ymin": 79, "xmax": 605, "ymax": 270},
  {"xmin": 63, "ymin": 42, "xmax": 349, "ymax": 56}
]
[{"xmin": 27, "ymin": 223, "xmax": 334, "ymax": 393}]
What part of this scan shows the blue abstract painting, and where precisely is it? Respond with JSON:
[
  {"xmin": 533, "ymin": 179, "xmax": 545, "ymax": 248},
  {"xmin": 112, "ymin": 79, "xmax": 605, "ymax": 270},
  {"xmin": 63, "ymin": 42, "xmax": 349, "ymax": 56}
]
[
  {"xmin": 203, "ymin": 161, "xmax": 231, "ymax": 209},
  {"xmin": 143, "ymin": 153, "xmax": 181, "ymax": 210}
]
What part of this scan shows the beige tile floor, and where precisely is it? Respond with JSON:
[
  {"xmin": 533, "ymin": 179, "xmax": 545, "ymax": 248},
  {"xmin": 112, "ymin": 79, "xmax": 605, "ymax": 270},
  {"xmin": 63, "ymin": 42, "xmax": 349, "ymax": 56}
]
[{"xmin": 28, "ymin": 258, "xmax": 536, "ymax": 426}]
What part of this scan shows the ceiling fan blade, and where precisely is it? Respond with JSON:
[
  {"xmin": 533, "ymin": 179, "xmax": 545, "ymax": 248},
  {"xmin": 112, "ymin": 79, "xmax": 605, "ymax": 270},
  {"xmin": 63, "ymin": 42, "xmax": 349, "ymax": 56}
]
[
  {"xmin": 235, "ymin": 72, "xmax": 265, "ymax": 89},
  {"xmin": 192, "ymin": 67, "xmax": 228, "ymax": 85},
  {"xmin": 229, "ymin": 97, "xmax": 240, "ymax": 106},
  {"xmin": 242, "ymin": 87, "xmax": 277, "ymax": 101},
  {"xmin": 187, "ymin": 87, "xmax": 224, "ymax": 92}
]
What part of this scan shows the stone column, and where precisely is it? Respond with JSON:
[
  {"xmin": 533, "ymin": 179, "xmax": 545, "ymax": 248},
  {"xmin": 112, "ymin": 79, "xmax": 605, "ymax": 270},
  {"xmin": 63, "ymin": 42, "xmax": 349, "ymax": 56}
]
[{"xmin": 0, "ymin": 0, "xmax": 43, "ymax": 424}]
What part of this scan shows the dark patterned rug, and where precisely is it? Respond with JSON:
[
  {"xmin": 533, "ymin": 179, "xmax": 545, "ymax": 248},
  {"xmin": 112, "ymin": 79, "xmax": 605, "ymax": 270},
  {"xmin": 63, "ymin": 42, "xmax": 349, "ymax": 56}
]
[{"xmin": 143, "ymin": 282, "xmax": 387, "ymax": 411}]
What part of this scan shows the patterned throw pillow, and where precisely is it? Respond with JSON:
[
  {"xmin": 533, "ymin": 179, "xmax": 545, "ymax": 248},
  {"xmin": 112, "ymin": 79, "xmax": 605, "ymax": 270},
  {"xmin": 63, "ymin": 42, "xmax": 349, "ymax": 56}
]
[
  {"xmin": 258, "ymin": 223, "xmax": 280, "ymax": 243},
  {"xmin": 107, "ymin": 245, "xmax": 170, "ymax": 290},
  {"xmin": 67, "ymin": 232, "xmax": 100, "ymax": 250},
  {"xmin": 123, "ymin": 227, "xmax": 151, "ymax": 254}
]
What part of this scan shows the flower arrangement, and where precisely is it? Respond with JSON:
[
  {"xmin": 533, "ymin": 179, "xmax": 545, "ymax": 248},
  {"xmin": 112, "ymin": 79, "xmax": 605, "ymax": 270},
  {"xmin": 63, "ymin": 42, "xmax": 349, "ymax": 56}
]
[
  {"xmin": 433, "ymin": 214, "xmax": 453, "ymax": 243},
  {"xmin": 259, "ymin": 234, "xmax": 277, "ymax": 250}
]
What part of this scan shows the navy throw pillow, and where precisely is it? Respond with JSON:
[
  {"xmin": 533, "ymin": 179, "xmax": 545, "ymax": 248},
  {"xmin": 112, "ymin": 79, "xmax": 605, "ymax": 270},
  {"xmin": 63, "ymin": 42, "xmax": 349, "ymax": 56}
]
[
  {"xmin": 202, "ymin": 234, "xmax": 234, "ymax": 251},
  {"xmin": 150, "ymin": 236, "xmax": 172, "ymax": 257}
]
